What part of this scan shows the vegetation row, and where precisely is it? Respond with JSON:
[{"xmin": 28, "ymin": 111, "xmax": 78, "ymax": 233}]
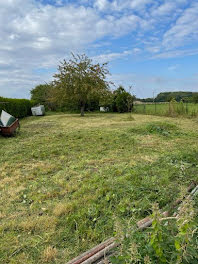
[
  {"xmin": 133, "ymin": 100, "xmax": 198, "ymax": 118},
  {"xmin": 0, "ymin": 97, "xmax": 34, "ymax": 118}
]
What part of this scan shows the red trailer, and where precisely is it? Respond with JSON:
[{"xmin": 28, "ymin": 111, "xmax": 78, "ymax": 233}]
[{"xmin": 0, "ymin": 119, "xmax": 20, "ymax": 136}]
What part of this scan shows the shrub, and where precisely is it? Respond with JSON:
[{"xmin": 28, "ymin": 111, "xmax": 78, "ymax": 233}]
[
  {"xmin": 0, "ymin": 97, "xmax": 34, "ymax": 118},
  {"xmin": 113, "ymin": 86, "xmax": 134, "ymax": 113}
]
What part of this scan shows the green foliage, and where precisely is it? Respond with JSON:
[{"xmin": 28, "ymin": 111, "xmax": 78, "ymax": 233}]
[
  {"xmin": 99, "ymin": 90, "xmax": 114, "ymax": 110},
  {"xmin": 110, "ymin": 255, "xmax": 128, "ymax": 264},
  {"xmin": 51, "ymin": 53, "xmax": 110, "ymax": 116},
  {"xmin": 140, "ymin": 97, "xmax": 154, "ymax": 103},
  {"xmin": 175, "ymin": 197, "xmax": 196, "ymax": 263},
  {"xmin": 168, "ymin": 99, "xmax": 187, "ymax": 116},
  {"xmin": 146, "ymin": 122, "xmax": 178, "ymax": 136},
  {"xmin": 150, "ymin": 204, "xmax": 166, "ymax": 263},
  {"xmin": 111, "ymin": 197, "xmax": 197, "ymax": 264},
  {"xmin": 155, "ymin": 92, "xmax": 198, "ymax": 103},
  {"xmin": 30, "ymin": 84, "xmax": 55, "ymax": 110},
  {"xmin": 30, "ymin": 84, "xmax": 50, "ymax": 104},
  {"xmin": 113, "ymin": 86, "xmax": 134, "ymax": 113},
  {"xmin": 192, "ymin": 94, "xmax": 198, "ymax": 104},
  {"xmin": 0, "ymin": 97, "xmax": 34, "ymax": 118},
  {"xmin": 129, "ymin": 121, "xmax": 180, "ymax": 138}
]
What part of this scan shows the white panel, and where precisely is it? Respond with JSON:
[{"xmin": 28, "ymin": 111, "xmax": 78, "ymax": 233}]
[
  {"xmin": 31, "ymin": 106, "xmax": 45, "ymax": 116},
  {"xmin": 1, "ymin": 110, "xmax": 12, "ymax": 126}
]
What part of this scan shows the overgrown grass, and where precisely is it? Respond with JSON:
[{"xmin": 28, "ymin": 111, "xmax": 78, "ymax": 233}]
[
  {"xmin": 0, "ymin": 113, "xmax": 198, "ymax": 263},
  {"xmin": 133, "ymin": 102, "xmax": 198, "ymax": 117}
]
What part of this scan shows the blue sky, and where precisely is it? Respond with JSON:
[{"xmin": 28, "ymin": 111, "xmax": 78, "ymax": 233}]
[{"xmin": 0, "ymin": 0, "xmax": 198, "ymax": 99}]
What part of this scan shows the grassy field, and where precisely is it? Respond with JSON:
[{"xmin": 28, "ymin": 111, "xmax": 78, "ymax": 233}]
[
  {"xmin": 133, "ymin": 102, "xmax": 198, "ymax": 117},
  {"xmin": 0, "ymin": 113, "xmax": 198, "ymax": 263}
]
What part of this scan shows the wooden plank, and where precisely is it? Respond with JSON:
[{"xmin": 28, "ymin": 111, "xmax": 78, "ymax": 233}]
[
  {"xmin": 81, "ymin": 242, "xmax": 117, "ymax": 264},
  {"xmin": 66, "ymin": 238, "xmax": 115, "ymax": 264}
]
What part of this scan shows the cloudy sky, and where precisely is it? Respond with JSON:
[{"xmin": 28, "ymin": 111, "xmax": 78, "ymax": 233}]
[{"xmin": 0, "ymin": 0, "xmax": 198, "ymax": 99}]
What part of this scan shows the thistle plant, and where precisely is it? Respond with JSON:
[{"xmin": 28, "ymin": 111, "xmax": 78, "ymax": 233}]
[
  {"xmin": 175, "ymin": 196, "xmax": 195, "ymax": 263},
  {"xmin": 150, "ymin": 203, "xmax": 166, "ymax": 263}
]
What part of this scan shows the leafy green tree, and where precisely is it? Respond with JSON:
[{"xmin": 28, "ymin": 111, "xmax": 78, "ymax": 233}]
[
  {"xmin": 113, "ymin": 86, "xmax": 134, "ymax": 113},
  {"xmin": 99, "ymin": 90, "xmax": 114, "ymax": 110},
  {"xmin": 30, "ymin": 83, "xmax": 52, "ymax": 108},
  {"xmin": 51, "ymin": 53, "xmax": 110, "ymax": 116},
  {"xmin": 155, "ymin": 92, "xmax": 197, "ymax": 102}
]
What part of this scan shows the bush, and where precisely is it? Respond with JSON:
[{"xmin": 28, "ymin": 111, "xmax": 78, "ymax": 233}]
[
  {"xmin": 0, "ymin": 97, "xmax": 34, "ymax": 118},
  {"xmin": 113, "ymin": 86, "xmax": 134, "ymax": 113},
  {"xmin": 115, "ymin": 92, "xmax": 129, "ymax": 112}
]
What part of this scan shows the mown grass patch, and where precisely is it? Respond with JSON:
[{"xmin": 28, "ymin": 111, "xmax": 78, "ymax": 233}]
[
  {"xmin": 128, "ymin": 121, "xmax": 183, "ymax": 137},
  {"xmin": 0, "ymin": 113, "xmax": 198, "ymax": 263}
]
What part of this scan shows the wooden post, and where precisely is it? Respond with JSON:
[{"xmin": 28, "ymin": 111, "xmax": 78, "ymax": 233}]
[{"xmin": 66, "ymin": 238, "xmax": 116, "ymax": 264}]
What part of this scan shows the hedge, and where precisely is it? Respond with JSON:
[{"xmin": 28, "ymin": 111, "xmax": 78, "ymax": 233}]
[{"xmin": 0, "ymin": 97, "xmax": 35, "ymax": 118}]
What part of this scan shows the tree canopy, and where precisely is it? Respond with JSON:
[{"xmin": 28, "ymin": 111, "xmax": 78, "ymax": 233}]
[
  {"xmin": 112, "ymin": 86, "xmax": 134, "ymax": 113},
  {"xmin": 154, "ymin": 92, "xmax": 198, "ymax": 102},
  {"xmin": 30, "ymin": 83, "xmax": 52, "ymax": 108},
  {"xmin": 51, "ymin": 53, "xmax": 111, "ymax": 116}
]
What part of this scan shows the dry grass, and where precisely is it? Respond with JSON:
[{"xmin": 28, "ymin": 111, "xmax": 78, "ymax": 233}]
[
  {"xmin": 42, "ymin": 246, "xmax": 57, "ymax": 263},
  {"xmin": 19, "ymin": 216, "xmax": 57, "ymax": 232},
  {"xmin": 53, "ymin": 202, "xmax": 76, "ymax": 217}
]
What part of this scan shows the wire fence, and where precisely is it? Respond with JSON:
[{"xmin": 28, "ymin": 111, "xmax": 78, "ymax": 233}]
[{"xmin": 133, "ymin": 102, "xmax": 198, "ymax": 117}]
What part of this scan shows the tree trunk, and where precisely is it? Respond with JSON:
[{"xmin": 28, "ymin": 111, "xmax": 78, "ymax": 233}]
[{"xmin": 80, "ymin": 103, "xmax": 85, "ymax": 117}]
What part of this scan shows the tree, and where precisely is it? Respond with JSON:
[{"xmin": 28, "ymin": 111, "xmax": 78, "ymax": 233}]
[
  {"xmin": 113, "ymin": 86, "xmax": 134, "ymax": 113},
  {"xmin": 99, "ymin": 90, "xmax": 114, "ymax": 110},
  {"xmin": 30, "ymin": 83, "xmax": 53, "ymax": 109},
  {"xmin": 51, "ymin": 53, "xmax": 110, "ymax": 116}
]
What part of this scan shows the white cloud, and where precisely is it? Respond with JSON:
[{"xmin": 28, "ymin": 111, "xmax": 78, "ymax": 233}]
[
  {"xmin": 168, "ymin": 64, "xmax": 179, "ymax": 71},
  {"xmin": 92, "ymin": 50, "xmax": 131, "ymax": 63},
  {"xmin": 146, "ymin": 46, "xmax": 161, "ymax": 54},
  {"xmin": 163, "ymin": 2, "xmax": 198, "ymax": 48},
  {"xmin": 130, "ymin": 0, "xmax": 153, "ymax": 10},
  {"xmin": 94, "ymin": 0, "xmax": 109, "ymax": 11},
  {"xmin": 151, "ymin": 48, "xmax": 198, "ymax": 59},
  {"xmin": 93, "ymin": 0, "xmax": 153, "ymax": 12},
  {"xmin": 151, "ymin": 0, "xmax": 187, "ymax": 17},
  {"xmin": 132, "ymin": 48, "xmax": 142, "ymax": 54}
]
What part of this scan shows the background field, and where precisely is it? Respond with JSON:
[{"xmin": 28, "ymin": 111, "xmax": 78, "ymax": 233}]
[
  {"xmin": 133, "ymin": 102, "xmax": 198, "ymax": 117},
  {"xmin": 0, "ymin": 113, "xmax": 198, "ymax": 263}
]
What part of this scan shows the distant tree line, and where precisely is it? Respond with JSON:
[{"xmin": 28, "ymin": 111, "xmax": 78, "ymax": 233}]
[
  {"xmin": 30, "ymin": 54, "xmax": 134, "ymax": 116},
  {"xmin": 140, "ymin": 92, "xmax": 198, "ymax": 103}
]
